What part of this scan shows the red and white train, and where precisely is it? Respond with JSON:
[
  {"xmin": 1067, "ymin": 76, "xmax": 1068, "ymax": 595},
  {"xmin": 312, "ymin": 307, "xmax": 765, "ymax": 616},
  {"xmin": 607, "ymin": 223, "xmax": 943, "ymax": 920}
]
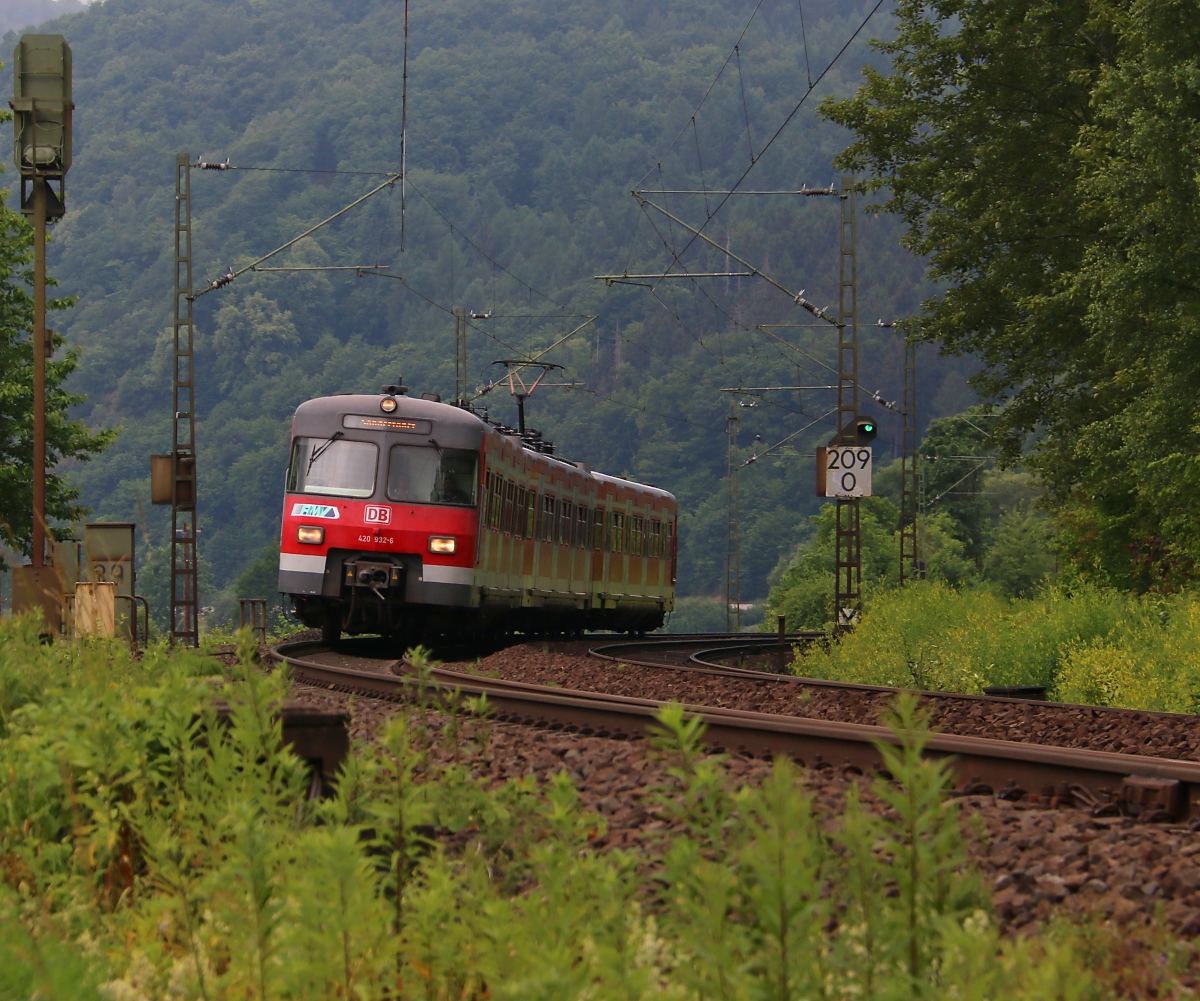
[{"xmin": 277, "ymin": 386, "xmax": 677, "ymax": 644}]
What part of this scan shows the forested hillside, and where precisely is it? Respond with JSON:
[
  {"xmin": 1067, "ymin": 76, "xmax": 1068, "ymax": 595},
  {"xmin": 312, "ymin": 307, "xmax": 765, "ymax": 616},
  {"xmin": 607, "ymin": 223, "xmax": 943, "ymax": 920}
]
[{"xmin": 3, "ymin": 0, "xmax": 977, "ymax": 623}]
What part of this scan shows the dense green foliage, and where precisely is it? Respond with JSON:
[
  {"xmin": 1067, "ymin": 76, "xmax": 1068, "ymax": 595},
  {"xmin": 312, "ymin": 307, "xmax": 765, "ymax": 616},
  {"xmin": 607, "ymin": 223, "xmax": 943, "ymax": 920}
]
[
  {"xmin": 0, "ymin": 617, "xmax": 1160, "ymax": 998},
  {"xmin": 763, "ymin": 409, "xmax": 1051, "ymax": 630},
  {"xmin": 0, "ymin": 185, "xmax": 114, "ymax": 568},
  {"xmin": 821, "ymin": 0, "xmax": 1200, "ymax": 590},
  {"xmin": 0, "ymin": 0, "xmax": 986, "ymax": 622},
  {"xmin": 793, "ymin": 579, "xmax": 1200, "ymax": 712}
]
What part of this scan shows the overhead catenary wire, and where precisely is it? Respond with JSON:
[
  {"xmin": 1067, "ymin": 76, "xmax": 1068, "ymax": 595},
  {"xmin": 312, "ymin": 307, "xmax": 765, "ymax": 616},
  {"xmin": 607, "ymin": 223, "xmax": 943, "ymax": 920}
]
[
  {"xmin": 797, "ymin": 0, "xmax": 814, "ymax": 88},
  {"xmin": 742, "ymin": 410, "xmax": 837, "ymax": 466},
  {"xmin": 400, "ymin": 0, "xmax": 410, "ymax": 251},
  {"xmin": 219, "ymin": 165, "xmax": 398, "ymax": 176},
  {"xmin": 638, "ymin": 0, "xmax": 888, "ymax": 283},
  {"xmin": 405, "ymin": 177, "xmax": 571, "ymax": 312},
  {"xmin": 634, "ymin": 0, "xmax": 768, "ymax": 190}
]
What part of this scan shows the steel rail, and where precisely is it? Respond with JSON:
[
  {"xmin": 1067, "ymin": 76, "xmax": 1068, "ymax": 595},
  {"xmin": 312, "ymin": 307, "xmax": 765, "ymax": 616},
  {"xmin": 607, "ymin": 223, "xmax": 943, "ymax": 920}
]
[
  {"xmin": 589, "ymin": 635, "xmax": 1200, "ymax": 723},
  {"xmin": 275, "ymin": 640, "xmax": 1200, "ymax": 821}
]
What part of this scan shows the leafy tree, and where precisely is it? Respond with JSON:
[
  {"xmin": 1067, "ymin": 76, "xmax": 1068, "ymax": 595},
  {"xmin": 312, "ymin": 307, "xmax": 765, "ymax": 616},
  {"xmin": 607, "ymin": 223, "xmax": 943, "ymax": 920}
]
[
  {"xmin": 984, "ymin": 502, "xmax": 1055, "ymax": 597},
  {"xmin": 765, "ymin": 496, "xmax": 900, "ymax": 629},
  {"xmin": 922, "ymin": 511, "xmax": 976, "ymax": 587},
  {"xmin": 920, "ymin": 407, "xmax": 995, "ymax": 569},
  {"xmin": 820, "ymin": 0, "xmax": 1200, "ymax": 589},
  {"xmin": 0, "ymin": 193, "xmax": 114, "ymax": 570}
]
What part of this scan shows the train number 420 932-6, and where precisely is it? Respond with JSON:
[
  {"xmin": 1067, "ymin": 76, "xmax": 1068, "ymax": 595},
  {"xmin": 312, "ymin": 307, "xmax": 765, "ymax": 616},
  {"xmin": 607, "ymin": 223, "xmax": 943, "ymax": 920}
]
[{"xmin": 816, "ymin": 446, "xmax": 872, "ymax": 498}]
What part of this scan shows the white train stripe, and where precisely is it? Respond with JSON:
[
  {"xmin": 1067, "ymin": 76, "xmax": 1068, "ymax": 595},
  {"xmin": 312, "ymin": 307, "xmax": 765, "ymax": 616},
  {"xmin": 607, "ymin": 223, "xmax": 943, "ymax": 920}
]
[
  {"xmin": 279, "ymin": 553, "xmax": 327, "ymax": 574},
  {"xmin": 422, "ymin": 565, "xmax": 473, "ymax": 585}
]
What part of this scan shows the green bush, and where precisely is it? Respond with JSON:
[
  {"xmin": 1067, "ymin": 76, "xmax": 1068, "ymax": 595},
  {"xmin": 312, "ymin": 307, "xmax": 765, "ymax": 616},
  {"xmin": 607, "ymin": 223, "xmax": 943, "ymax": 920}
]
[
  {"xmin": 0, "ymin": 615, "xmax": 1167, "ymax": 997},
  {"xmin": 791, "ymin": 579, "xmax": 1200, "ymax": 707}
]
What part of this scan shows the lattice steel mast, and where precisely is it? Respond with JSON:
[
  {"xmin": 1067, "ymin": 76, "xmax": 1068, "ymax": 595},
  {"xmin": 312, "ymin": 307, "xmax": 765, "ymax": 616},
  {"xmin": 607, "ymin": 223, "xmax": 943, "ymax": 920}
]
[
  {"xmin": 900, "ymin": 334, "xmax": 921, "ymax": 581},
  {"xmin": 725, "ymin": 408, "xmax": 741, "ymax": 632},
  {"xmin": 453, "ymin": 306, "xmax": 467, "ymax": 406},
  {"xmin": 833, "ymin": 177, "xmax": 861, "ymax": 632},
  {"xmin": 171, "ymin": 152, "xmax": 199, "ymax": 645}
]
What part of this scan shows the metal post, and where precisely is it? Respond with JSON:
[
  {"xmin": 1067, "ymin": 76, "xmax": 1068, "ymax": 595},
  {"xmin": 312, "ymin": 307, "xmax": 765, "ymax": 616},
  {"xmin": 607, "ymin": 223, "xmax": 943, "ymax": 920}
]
[
  {"xmin": 31, "ymin": 176, "xmax": 46, "ymax": 567},
  {"xmin": 725, "ymin": 409, "xmax": 741, "ymax": 632},
  {"xmin": 239, "ymin": 597, "xmax": 267, "ymax": 645},
  {"xmin": 833, "ymin": 177, "xmax": 861, "ymax": 633},
  {"xmin": 900, "ymin": 335, "xmax": 920, "ymax": 582},
  {"xmin": 776, "ymin": 613, "xmax": 786, "ymax": 673},
  {"xmin": 453, "ymin": 305, "xmax": 467, "ymax": 406},
  {"xmin": 171, "ymin": 153, "xmax": 199, "ymax": 646}
]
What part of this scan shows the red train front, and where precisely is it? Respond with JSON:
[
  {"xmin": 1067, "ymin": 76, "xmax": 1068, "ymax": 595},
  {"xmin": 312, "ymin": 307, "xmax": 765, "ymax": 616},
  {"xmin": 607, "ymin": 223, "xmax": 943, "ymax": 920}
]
[{"xmin": 278, "ymin": 386, "xmax": 677, "ymax": 645}]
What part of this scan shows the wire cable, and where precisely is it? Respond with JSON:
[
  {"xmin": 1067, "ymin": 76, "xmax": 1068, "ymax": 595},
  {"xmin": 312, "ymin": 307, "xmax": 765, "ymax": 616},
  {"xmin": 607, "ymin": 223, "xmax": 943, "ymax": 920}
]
[
  {"xmin": 405, "ymin": 177, "xmax": 571, "ymax": 311},
  {"xmin": 798, "ymin": 0, "xmax": 814, "ymax": 88},
  {"xmin": 400, "ymin": 0, "xmax": 410, "ymax": 251},
  {"xmin": 652, "ymin": 0, "xmax": 887, "ymax": 277},
  {"xmin": 634, "ymin": 0, "xmax": 768, "ymax": 189},
  {"xmin": 224, "ymin": 166, "xmax": 397, "ymax": 176}
]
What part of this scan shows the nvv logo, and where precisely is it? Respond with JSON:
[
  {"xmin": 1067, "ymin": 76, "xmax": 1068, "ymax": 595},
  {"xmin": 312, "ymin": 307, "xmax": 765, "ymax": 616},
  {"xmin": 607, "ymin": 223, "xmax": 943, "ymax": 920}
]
[
  {"xmin": 364, "ymin": 505, "xmax": 391, "ymax": 525},
  {"xmin": 291, "ymin": 503, "xmax": 339, "ymax": 519}
]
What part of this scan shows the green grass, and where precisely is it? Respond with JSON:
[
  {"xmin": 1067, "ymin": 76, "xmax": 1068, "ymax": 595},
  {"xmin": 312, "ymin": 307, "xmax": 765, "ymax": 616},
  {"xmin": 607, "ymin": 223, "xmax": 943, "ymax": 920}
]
[{"xmin": 0, "ymin": 613, "xmax": 1182, "ymax": 997}]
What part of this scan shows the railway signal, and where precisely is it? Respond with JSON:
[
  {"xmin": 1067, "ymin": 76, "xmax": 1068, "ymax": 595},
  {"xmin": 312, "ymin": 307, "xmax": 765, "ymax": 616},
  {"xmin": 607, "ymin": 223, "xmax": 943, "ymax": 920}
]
[{"xmin": 9, "ymin": 35, "xmax": 72, "ymax": 627}]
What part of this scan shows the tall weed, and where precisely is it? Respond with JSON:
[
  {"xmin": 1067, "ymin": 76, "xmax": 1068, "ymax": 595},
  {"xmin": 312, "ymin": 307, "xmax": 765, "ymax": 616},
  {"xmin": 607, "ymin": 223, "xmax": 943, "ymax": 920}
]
[{"xmin": 0, "ymin": 614, "xmax": 1176, "ymax": 997}]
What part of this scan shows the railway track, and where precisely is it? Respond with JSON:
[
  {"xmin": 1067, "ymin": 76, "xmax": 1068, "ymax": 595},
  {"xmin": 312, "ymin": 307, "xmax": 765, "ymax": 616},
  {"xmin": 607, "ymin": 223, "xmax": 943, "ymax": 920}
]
[{"xmin": 275, "ymin": 637, "xmax": 1200, "ymax": 822}]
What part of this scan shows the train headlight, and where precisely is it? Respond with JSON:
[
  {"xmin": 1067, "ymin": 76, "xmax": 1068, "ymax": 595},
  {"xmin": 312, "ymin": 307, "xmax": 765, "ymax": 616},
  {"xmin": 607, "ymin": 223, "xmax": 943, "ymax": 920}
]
[
  {"xmin": 297, "ymin": 525, "xmax": 325, "ymax": 544},
  {"xmin": 428, "ymin": 535, "xmax": 457, "ymax": 554},
  {"xmin": 380, "ymin": 396, "xmax": 398, "ymax": 413}
]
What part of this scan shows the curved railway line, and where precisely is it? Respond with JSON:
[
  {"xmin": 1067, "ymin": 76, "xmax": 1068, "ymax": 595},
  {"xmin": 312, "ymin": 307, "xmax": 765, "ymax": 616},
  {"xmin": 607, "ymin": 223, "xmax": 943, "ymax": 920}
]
[{"xmin": 275, "ymin": 635, "xmax": 1200, "ymax": 822}]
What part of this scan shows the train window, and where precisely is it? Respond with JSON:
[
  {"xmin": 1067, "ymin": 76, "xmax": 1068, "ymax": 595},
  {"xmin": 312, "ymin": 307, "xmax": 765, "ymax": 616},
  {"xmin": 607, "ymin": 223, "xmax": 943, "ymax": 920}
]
[
  {"xmin": 288, "ymin": 437, "xmax": 378, "ymax": 499},
  {"xmin": 525, "ymin": 490, "xmax": 538, "ymax": 538},
  {"xmin": 503, "ymin": 480, "xmax": 516, "ymax": 534},
  {"xmin": 609, "ymin": 511, "xmax": 626, "ymax": 554},
  {"xmin": 576, "ymin": 506, "xmax": 590, "ymax": 549},
  {"xmin": 593, "ymin": 507, "xmax": 605, "ymax": 551},
  {"xmin": 630, "ymin": 516, "xmax": 644, "ymax": 556},
  {"xmin": 649, "ymin": 520, "xmax": 662, "ymax": 558},
  {"xmin": 487, "ymin": 476, "xmax": 504, "ymax": 529},
  {"xmin": 539, "ymin": 495, "xmax": 557, "ymax": 542},
  {"xmin": 559, "ymin": 500, "xmax": 573, "ymax": 545},
  {"xmin": 386, "ymin": 445, "xmax": 479, "ymax": 506}
]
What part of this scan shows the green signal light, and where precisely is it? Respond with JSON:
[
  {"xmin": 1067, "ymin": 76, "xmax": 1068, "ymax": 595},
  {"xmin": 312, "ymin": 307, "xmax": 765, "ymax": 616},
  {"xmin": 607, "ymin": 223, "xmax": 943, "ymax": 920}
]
[{"xmin": 861, "ymin": 423, "xmax": 875, "ymax": 432}]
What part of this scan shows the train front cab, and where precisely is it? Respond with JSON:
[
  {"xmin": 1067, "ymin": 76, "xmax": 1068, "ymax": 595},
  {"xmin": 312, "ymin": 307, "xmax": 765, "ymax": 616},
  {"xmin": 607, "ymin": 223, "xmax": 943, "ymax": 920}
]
[{"xmin": 278, "ymin": 394, "xmax": 485, "ymax": 643}]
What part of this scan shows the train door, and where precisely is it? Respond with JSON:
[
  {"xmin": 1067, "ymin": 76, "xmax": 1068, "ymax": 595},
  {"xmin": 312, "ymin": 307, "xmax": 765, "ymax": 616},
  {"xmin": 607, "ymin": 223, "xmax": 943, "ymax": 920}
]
[
  {"xmin": 573, "ymin": 497, "xmax": 591, "ymax": 596},
  {"xmin": 591, "ymin": 503, "xmax": 607, "ymax": 610},
  {"xmin": 607, "ymin": 503, "xmax": 627, "ymax": 597},
  {"xmin": 522, "ymin": 482, "xmax": 537, "ymax": 599},
  {"xmin": 557, "ymin": 490, "xmax": 574, "ymax": 596},
  {"xmin": 628, "ymin": 509, "xmax": 644, "ymax": 589}
]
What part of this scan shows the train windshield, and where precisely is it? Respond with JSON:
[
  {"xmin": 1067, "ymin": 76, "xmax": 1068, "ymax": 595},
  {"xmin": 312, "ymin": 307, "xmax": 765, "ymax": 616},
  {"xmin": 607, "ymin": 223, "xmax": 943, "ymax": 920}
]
[
  {"xmin": 386, "ymin": 444, "xmax": 479, "ymax": 506},
  {"xmin": 287, "ymin": 436, "xmax": 378, "ymax": 498}
]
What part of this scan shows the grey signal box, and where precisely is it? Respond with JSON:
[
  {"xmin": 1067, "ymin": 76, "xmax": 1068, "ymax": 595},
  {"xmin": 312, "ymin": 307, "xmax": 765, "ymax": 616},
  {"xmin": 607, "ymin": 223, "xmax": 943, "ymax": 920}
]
[{"xmin": 10, "ymin": 34, "xmax": 72, "ymax": 217}]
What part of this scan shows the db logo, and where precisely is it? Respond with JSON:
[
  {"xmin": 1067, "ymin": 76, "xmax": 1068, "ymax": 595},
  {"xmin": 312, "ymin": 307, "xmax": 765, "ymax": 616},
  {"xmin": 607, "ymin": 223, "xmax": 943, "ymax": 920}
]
[{"xmin": 364, "ymin": 505, "xmax": 391, "ymax": 525}]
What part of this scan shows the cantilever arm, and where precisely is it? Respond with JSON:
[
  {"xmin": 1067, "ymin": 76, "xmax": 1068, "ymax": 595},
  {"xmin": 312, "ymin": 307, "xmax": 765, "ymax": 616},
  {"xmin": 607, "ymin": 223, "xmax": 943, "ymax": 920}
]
[
  {"xmin": 633, "ymin": 193, "xmax": 838, "ymax": 325},
  {"xmin": 192, "ymin": 175, "xmax": 398, "ymax": 300}
]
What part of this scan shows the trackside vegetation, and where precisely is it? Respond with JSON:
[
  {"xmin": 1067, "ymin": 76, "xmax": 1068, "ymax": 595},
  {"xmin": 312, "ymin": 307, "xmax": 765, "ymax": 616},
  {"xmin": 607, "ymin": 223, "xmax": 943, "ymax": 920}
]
[
  {"xmin": 0, "ymin": 616, "xmax": 1166, "ymax": 999},
  {"xmin": 795, "ymin": 581, "xmax": 1200, "ymax": 712}
]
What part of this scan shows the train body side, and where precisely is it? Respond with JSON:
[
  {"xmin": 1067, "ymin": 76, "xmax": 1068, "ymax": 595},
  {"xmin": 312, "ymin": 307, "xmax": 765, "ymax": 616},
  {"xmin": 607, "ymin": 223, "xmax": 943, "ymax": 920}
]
[{"xmin": 278, "ymin": 392, "xmax": 676, "ymax": 641}]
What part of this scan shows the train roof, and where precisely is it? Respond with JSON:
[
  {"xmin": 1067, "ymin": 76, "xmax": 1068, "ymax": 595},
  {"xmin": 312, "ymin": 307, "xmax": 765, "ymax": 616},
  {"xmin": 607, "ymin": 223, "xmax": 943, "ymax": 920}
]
[
  {"xmin": 293, "ymin": 393, "xmax": 485, "ymax": 431},
  {"xmin": 292, "ymin": 392, "xmax": 675, "ymax": 503}
]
